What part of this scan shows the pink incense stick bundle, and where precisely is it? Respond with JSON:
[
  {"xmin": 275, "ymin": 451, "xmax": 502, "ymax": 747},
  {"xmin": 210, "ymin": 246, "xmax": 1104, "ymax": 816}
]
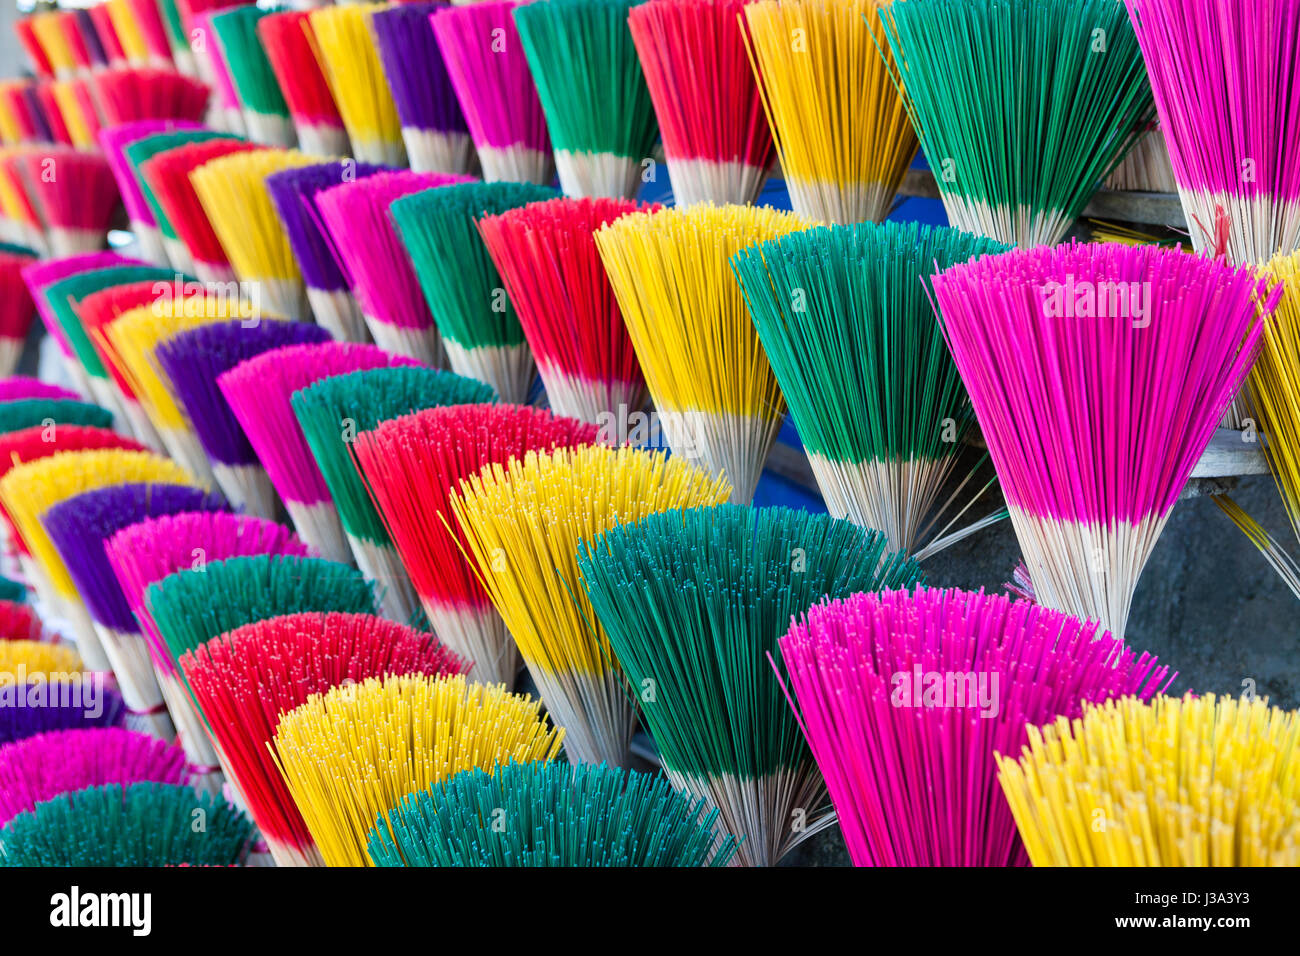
[
  {"xmin": 0, "ymin": 378, "xmax": 80, "ymax": 402},
  {"xmin": 628, "ymin": 0, "xmax": 774, "ymax": 206},
  {"xmin": 178, "ymin": 611, "xmax": 466, "ymax": 867},
  {"xmin": 98, "ymin": 119, "xmax": 203, "ymax": 267},
  {"xmin": 315, "ymin": 170, "xmax": 472, "ymax": 365},
  {"xmin": 1126, "ymin": 0, "xmax": 1300, "ymax": 265},
  {"xmin": 478, "ymin": 196, "xmax": 652, "ymax": 424},
  {"xmin": 104, "ymin": 510, "xmax": 312, "ymax": 780},
  {"xmin": 932, "ymin": 241, "xmax": 1276, "ymax": 639},
  {"xmin": 217, "ymin": 342, "xmax": 422, "ymax": 565},
  {"xmin": 0, "ymin": 727, "xmax": 187, "ymax": 827},
  {"xmin": 430, "ymin": 2, "xmax": 553, "ymax": 185},
  {"xmin": 15, "ymin": 148, "xmax": 121, "ymax": 257},
  {"xmin": 778, "ymin": 586, "xmax": 1175, "ymax": 866}
]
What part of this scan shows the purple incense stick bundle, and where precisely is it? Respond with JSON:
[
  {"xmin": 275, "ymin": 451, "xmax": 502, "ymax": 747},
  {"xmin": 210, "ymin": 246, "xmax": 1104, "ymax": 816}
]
[
  {"xmin": 42, "ymin": 482, "xmax": 227, "ymax": 741},
  {"xmin": 0, "ymin": 683, "xmax": 124, "ymax": 747},
  {"xmin": 372, "ymin": 3, "xmax": 473, "ymax": 176},
  {"xmin": 778, "ymin": 586, "xmax": 1175, "ymax": 866},
  {"xmin": 315, "ymin": 170, "xmax": 472, "ymax": 364},
  {"xmin": 153, "ymin": 319, "xmax": 333, "ymax": 520},
  {"xmin": 104, "ymin": 510, "xmax": 311, "ymax": 782},
  {"xmin": 264, "ymin": 161, "xmax": 389, "ymax": 344},
  {"xmin": 217, "ymin": 342, "xmax": 421, "ymax": 565},
  {"xmin": 1126, "ymin": 0, "xmax": 1300, "ymax": 265},
  {"xmin": 98, "ymin": 119, "xmax": 202, "ymax": 266},
  {"xmin": 932, "ymin": 241, "xmax": 1277, "ymax": 639},
  {"xmin": 431, "ymin": 2, "xmax": 553, "ymax": 185},
  {"xmin": 0, "ymin": 726, "xmax": 187, "ymax": 826}
]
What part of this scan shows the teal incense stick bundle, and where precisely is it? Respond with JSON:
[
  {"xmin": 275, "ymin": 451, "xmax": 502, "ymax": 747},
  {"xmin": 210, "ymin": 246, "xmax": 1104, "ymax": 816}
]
[
  {"xmin": 209, "ymin": 6, "xmax": 296, "ymax": 147},
  {"xmin": 291, "ymin": 366, "xmax": 496, "ymax": 625},
  {"xmin": 390, "ymin": 181, "xmax": 558, "ymax": 403},
  {"xmin": 732, "ymin": 221, "xmax": 1011, "ymax": 557},
  {"xmin": 577, "ymin": 503, "xmax": 925, "ymax": 866},
  {"xmin": 880, "ymin": 0, "xmax": 1154, "ymax": 247},
  {"xmin": 369, "ymin": 761, "xmax": 740, "ymax": 867},
  {"xmin": 512, "ymin": 0, "xmax": 659, "ymax": 198}
]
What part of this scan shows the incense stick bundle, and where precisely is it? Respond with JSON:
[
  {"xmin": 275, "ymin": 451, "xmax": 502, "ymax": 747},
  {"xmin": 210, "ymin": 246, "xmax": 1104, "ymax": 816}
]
[
  {"xmin": 139, "ymin": 137, "xmax": 261, "ymax": 284},
  {"xmin": 103, "ymin": 296, "xmax": 266, "ymax": 483},
  {"xmin": 596, "ymin": 203, "xmax": 809, "ymax": 503},
  {"xmin": 0, "ymin": 727, "xmax": 187, "ymax": 828},
  {"xmin": 209, "ymin": 8, "xmax": 295, "ymax": 148},
  {"xmin": 997, "ymin": 694, "xmax": 1298, "ymax": 866},
  {"xmin": 271, "ymin": 673, "xmax": 564, "ymax": 867},
  {"xmin": 316, "ymin": 170, "xmax": 473, "ymax": 363},
  {"xmin": 390, "ymin": 181, "xmax": 558, "ymax": 401},
  {"xmin": 452, "ymin": 444, "xmax": 731, "ymax": 766},
  {"xmin": 0, "ymin": 782, "xmax": 253, "ymax": 867},
  {"xmin": 264, "ymin": 161, "xmax": 388, "ymax": 343},
  {"xmin": 0, "ymin": 680, "xmax": 124, "ymax": 747},
  {"xmin": 352, "ymin": 404, "xmax": 598, "ymax": 686},
  {"xmin": 880, "ymin": 0, "xmax": 1153, "ymax": 246},
  {"xmin": 781, "ymin": 587, "xmax": 1174, "ymax": 866},
  {"xmin": 371, "ymin": 4, "xmax": 472, "ymax": 175},
  {"xmin": 0, "ymin": 425, "xmax": 146, "ymax": 573},
  {"xmin": 579, "ymin": 504, "xmax": 925, "ymax": 866},
  {"xmin": 292, "ymin": 367, "xmax": 495, "ymax": 624},
  {"xmin": 180, "ymin": 611, "xmax": 466, "ymax": 866},
  {"xmin": 932, "ymin": 241, "xmax": 1273, "ymax": 639},
  {"xmin": 0, "ymin": 449, "xmax": 195, "ymax": 671},
  {"xmin": 154, "ymin": 320, "xmax": 333, "ymax": 517},
  {"xmin": 257, "ymin": 11, "xmax": 349, "ymax": 158},
  {"xmin": 22, "ymin": 251, "xmax": 139, "ymax": 380},
  {"xmin": 99, "ymin": 120, "xmax": 202, "ymax": 267},
  {"xmin": 44, "ymin": 484, "xmax": 228, "ymax": 740},
  {"xmin": 190, "ymin": 148, "xmax": 321, "ymax": 320},
  {"xmin": 1126, "ymin": 0, "xmax": 1300, "ymax": 264},
  {"xmin": 0, "ymin": 641, "xmax": 81, "ymax": 681},
  {"xmin": 307, "ymin": 5, "xmax": 406, "ymax": 166},
  {"xmin": 218, "ymin": 342, "xmax": 421, "ymax": 562},
  {"xmin": 14, "ymin": 20, "xmax": 54, "ymax": 79},
  {"xmin": 43, "ymin": 263, "xmax": 181, "ymax": 430},
  {"xmin": 89, "ymin": 67, "xmax": 211, "ymax": 127},
  {"xmin": 0, "ymin": 398, "xmax": 113, "ymax": 436},
  {"xmin": 430, "ymin": 2, "xmax": 553, "ymax": 184},
  {"xmin": 87, "ymin": 7, "xmax": 126, "ymax": 69},
  {"xmin": 106, "ymin": 513, "xmax": 312, "ymax": 788},
  {"xmin": 0, "ymin": 248, "xmax": 36, "ymax": 377},
  {"xmin": 27, "ymin": 12, "xmax": 84, "ymax": 80},
  {"xmin": 742, "ymin": 0, "xmax": 914, "ymax": 224},
  {"xmin": 174, "ymin": 0, "xmax": 246, "ymax": 85},
  {"xmin": 732, "ymin": 221, "xmax": 1010, "ymax": 556},
  {"xmin": 513, "ymin": 0, "xmax": 659, "ymax": 198},
  {"xmin": 15, "ymin": 147, "xmax": 120, "ymax": 256},
  {"xmin": 123, "ymin": 127, "xmax": 234, "ymax": 272},
  {"xmin": 629, "ymin": 0, "xmax": 774, "ymax": 206},
  {"xmin": 478, "ymin": 197, "xmax": 652, "ymax": 423},
  {"xmin": 0, "ymin": 378, "xmax": 79, "ymax": 403},
  {"xmin": 371, "ymin": 760, "xmax": 739, "ymax": 866}
]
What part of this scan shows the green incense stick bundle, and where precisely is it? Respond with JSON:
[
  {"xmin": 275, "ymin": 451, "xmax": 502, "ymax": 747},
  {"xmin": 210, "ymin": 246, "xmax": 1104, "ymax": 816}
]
[
  {"xmin": 210, "ymin": 7, "xmax": 295, "ymax": 147},
  {"xmin": 390, "ymin": 181, "xmax": 557, "ymax": 403},
  {"xmin": 732, "ymin": 220, "xmax": 1010, "ymax": 557},
  {"xmin": 291, "ymin": 366, "xmax": 496, "ymax": 625},
  {"xmin": 577, "ymin": 503, "xmax": 925, "ymax": 866},
  {"xmin": 881, "ymin": 0, "xmax": 1153, "ymax": 246},
  {"xmin": 512, "ymin": 0, "xmax": 659, "ymax": 199}
]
